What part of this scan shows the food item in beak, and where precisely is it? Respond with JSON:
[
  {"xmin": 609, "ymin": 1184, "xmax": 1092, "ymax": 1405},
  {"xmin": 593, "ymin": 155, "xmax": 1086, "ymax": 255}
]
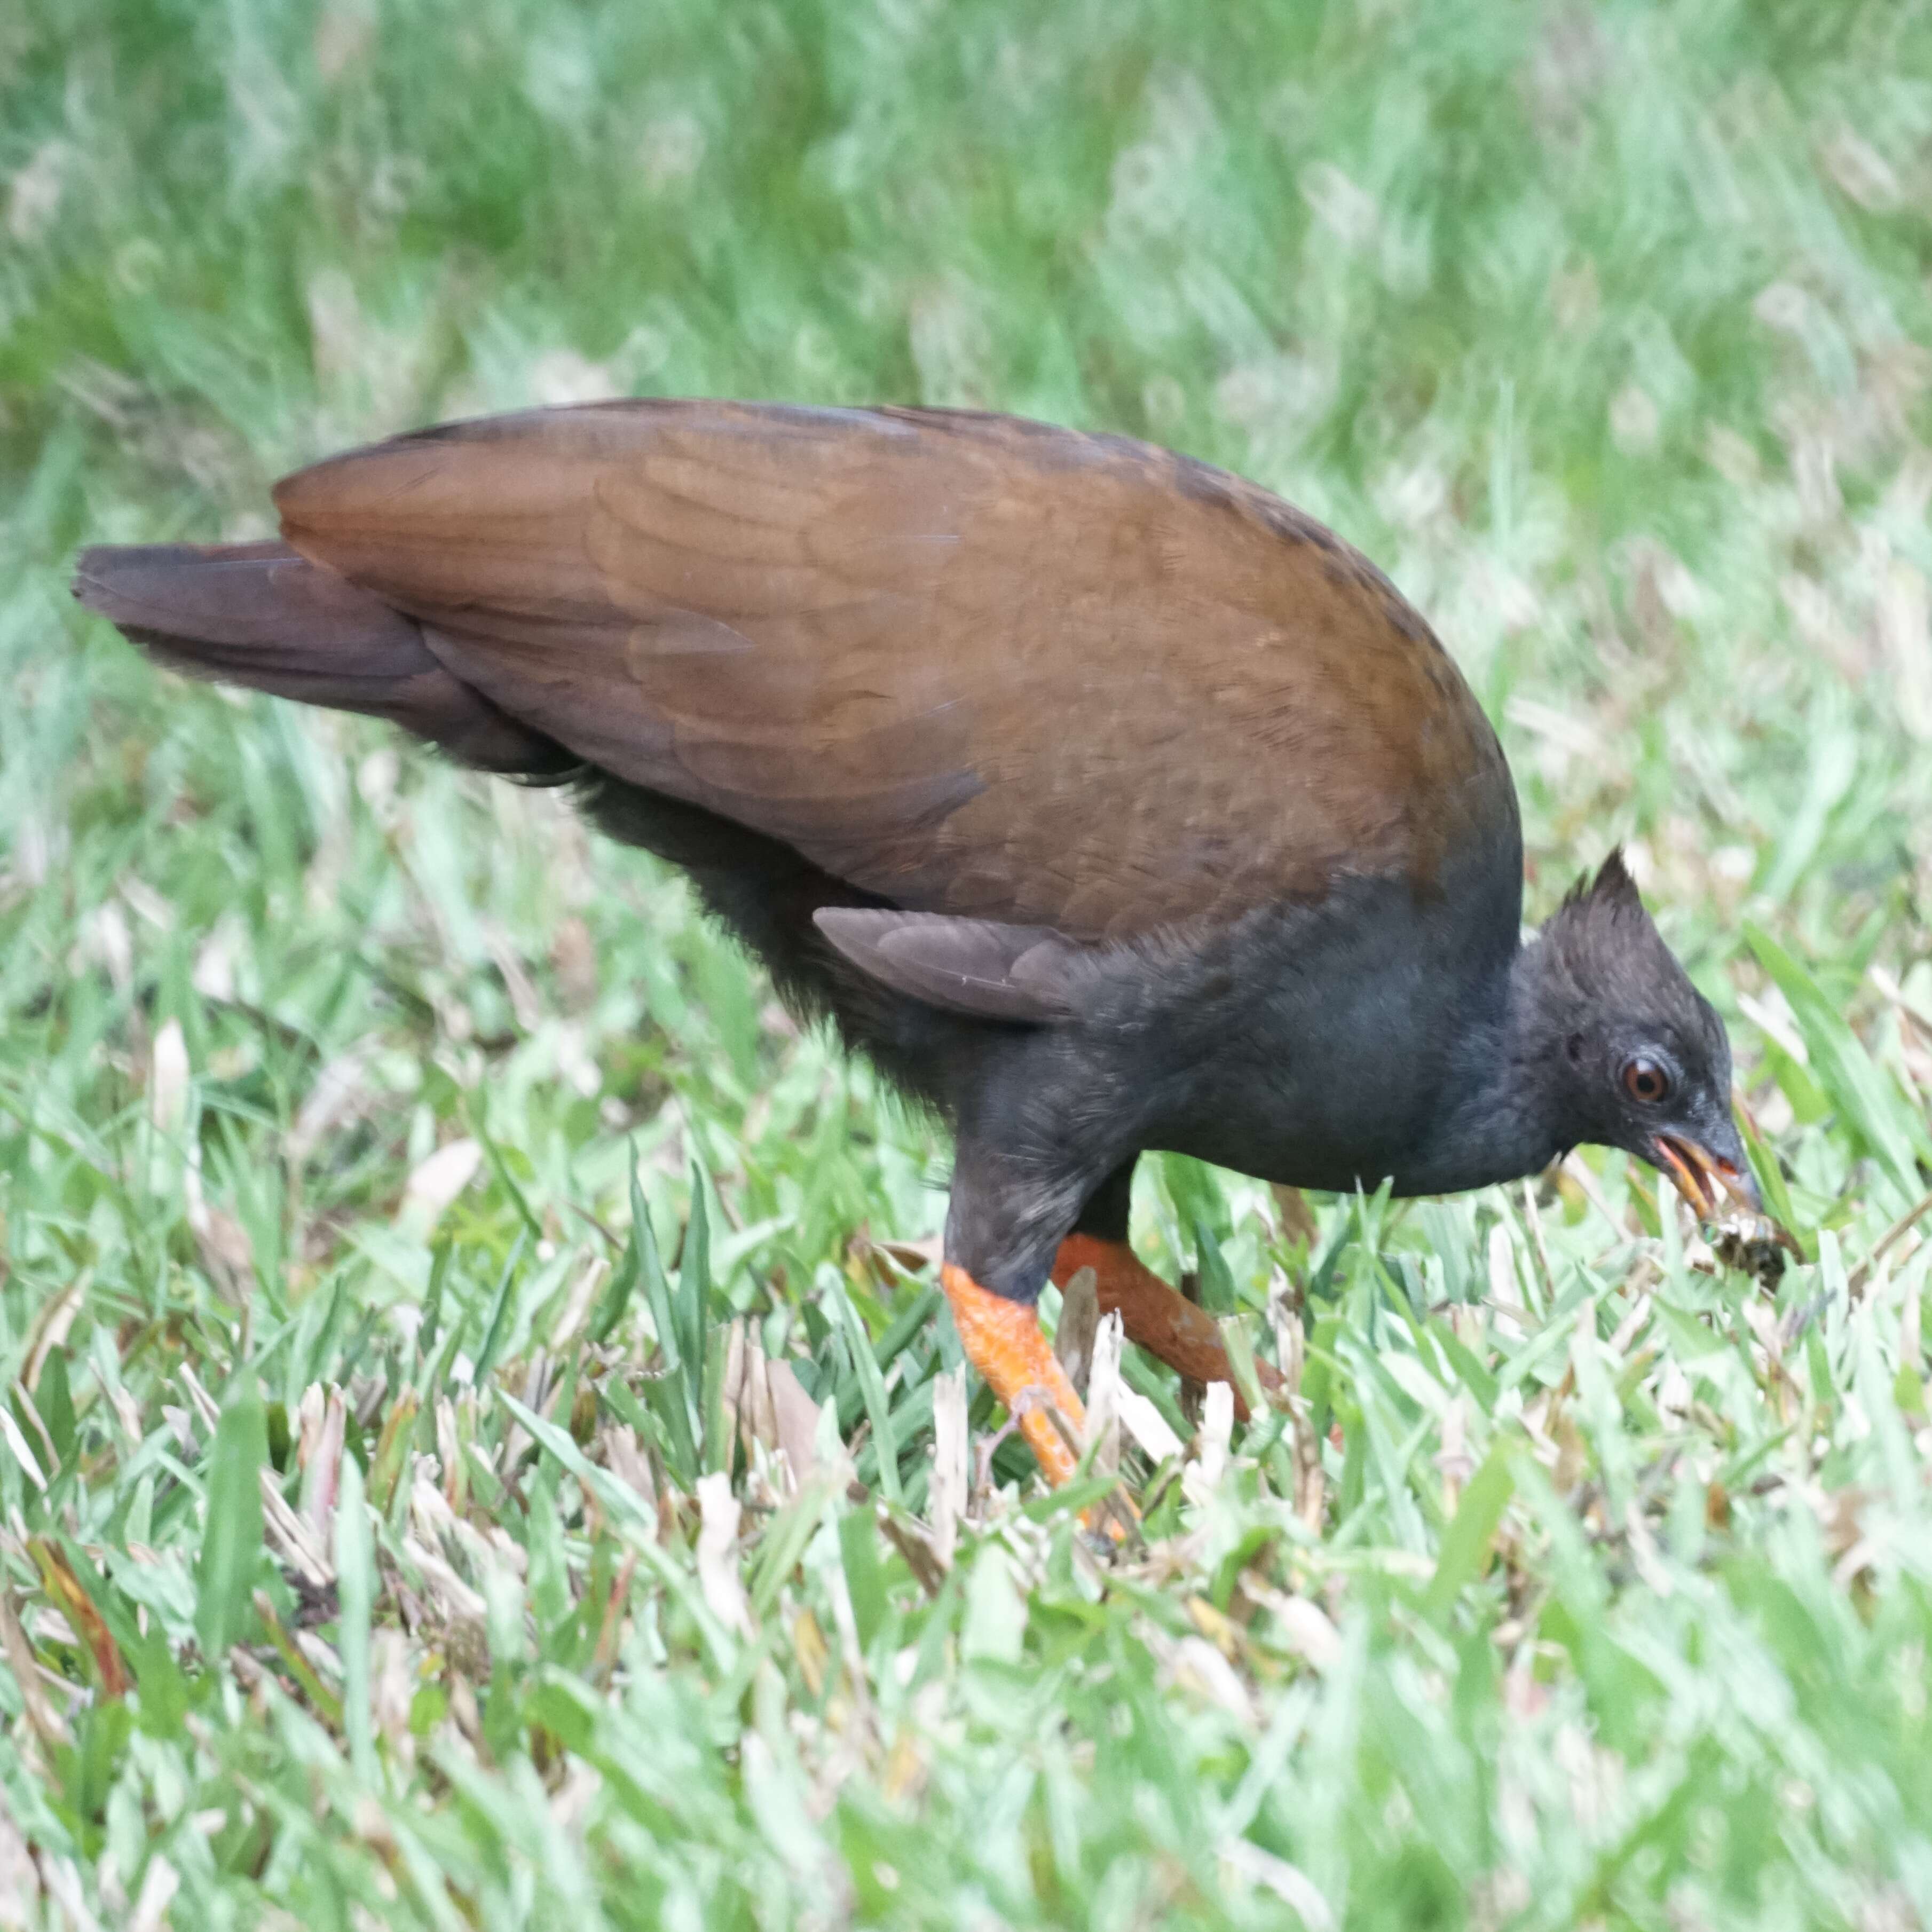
[
  {"xmin": 1655, "ymin": 1131, "xmax": 1801, "ymax": 1287},
  {"xmin": 1710, "ymin": 1216, "xmax": 1797, "ymax": 1291}
]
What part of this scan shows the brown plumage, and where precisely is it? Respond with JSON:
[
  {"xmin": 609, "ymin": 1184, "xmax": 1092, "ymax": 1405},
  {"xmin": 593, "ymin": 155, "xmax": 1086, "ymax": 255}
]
[{"xmin": 270, "ymin": 403, "xmax": 1516, "ymax": 936}]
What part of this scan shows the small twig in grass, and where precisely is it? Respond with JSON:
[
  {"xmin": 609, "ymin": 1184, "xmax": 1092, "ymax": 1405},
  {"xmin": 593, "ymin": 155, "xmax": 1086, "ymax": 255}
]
[
  {"xmin": 879, "ymin": 1515, "xmax": 948, "ymax": 1597},
  {"xmin": 590, "ymin": 1552, "xmax": 638, "ymax": 1684},
  {"xmin": 253, "ymin": 1589, "xmax": 343, "ymax": 1725},
  {"xmin": 1847, "ymin": 1186, "xmax": 1932, "ymax": 1296},
  {"xmin": 566, "ymin": 1200, "xmax": 624, "ymax": 1251},
  {"xmin": 971, "ymin": 1409, "xmax": 1021, "ymax": 1496},
  {"xmin": 1869, "ymin": 965, "xmax": 1932, "ymax": 1043},
  {"xmin": 1040, "ymin": 1399, "xmax": 1139, "ymax": 1544},
  {"xmin": 1779, "ymin": 1292, "xmax": 1831, "ymax": 1349}
]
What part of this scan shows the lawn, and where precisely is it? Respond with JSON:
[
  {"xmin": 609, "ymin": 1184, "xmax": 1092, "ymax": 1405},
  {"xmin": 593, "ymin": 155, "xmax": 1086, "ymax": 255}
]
[{"xmin": 4, "ymin": 1, "xmax": 1932, "ymax": 1925}]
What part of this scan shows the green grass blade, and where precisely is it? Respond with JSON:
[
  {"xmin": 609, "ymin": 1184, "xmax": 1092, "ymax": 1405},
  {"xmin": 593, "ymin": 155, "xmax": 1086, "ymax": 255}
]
[
  {"xmin": 591, "ymin": 1187, "xmax": 643, "ymax": 1345},
  {"xmin": 632, "ymin": 1164, "xmax": 681, "ymax": 1377},
  {"xmin": 418, "ymin": 1239, "xmax": 453, "ymax": 1360},
  {"xmin": 335, "ymin": 1451, "xmax": 376, "ymax": 1782},
  {"xmin": 838, "ymin": 1506, "xmax": 887, "ymax": 1652},
  {"xmin": 1193, "ymin": 1216, "xmax": 1237, "ymax": 1315},
  {"xmin": 701, "ymin": 1322, "xmax": 734, "ymax": 1477},
  {"xmin": 476, "ymin": 1117, "xmax": 545, "ymax": 1244},
  {"xmin": 471, "ymin": 1230, "xmax": 527, "ymax": 1388},
  {"xmin": 823, "ymin": 1269, "xmax": 902, "ymax": 1505},
  {"xmin": 194, "ymin": 1371, "xmax": 267, "ymax": 1663},
  {"xmin": 678, "ymin": 1167, "xmax": 712, "ymax": 1419},
  {"xmin": 1746, "ymin": 925, "xmax": 1928, "ymax": 1200},
  {"xmin": 1424, "ymin": 1442, "xmax": 1516, "ymax": 1624}
]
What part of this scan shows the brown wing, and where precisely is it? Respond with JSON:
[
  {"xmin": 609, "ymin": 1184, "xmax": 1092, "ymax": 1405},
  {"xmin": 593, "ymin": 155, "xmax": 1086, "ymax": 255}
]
[{"xmin": 273, "ymin": 401, "xmax": 1514, "ymax": 940}]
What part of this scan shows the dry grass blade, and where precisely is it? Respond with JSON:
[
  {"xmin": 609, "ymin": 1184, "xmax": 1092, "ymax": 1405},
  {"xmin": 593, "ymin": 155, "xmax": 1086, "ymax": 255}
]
[
  {"xmin": 694, "ymin": 1471, "xmax": 755, "ymax": 1639},
  {"xmin": 0, "ymin": 1588, "xmax": 72, "ymax": 1749},
  {"xmin": 1847, "ymin": 1186, "xmax": 1932, "ymax": 1294},
  {"xmin": 27, "ymin": 1540, "xmax": 129, "ymax": 1698},
  {"xmin": 767, "ymin": 1356, "xmax": 827, "ymax": 1495},
  {"xmin": 930, "ymin": 1366, "xmax": 969, "ymax": 1567},
  {"xmin": 1053, "ymin": 1265, "xmax": 1100, "ymax": 1396}
]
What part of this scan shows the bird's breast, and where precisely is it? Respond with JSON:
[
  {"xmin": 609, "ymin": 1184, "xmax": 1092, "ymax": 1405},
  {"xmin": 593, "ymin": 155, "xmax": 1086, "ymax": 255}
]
[{"xmin": 1118, "ymin": 856, "xmax": 1520, "ymax": 1194}]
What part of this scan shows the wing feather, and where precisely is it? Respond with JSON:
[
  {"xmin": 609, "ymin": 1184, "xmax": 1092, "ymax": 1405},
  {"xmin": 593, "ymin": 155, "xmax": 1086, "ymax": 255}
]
[{"xmin": 273, "ymin": 400, "xmax": 1516, "ymax": 937}]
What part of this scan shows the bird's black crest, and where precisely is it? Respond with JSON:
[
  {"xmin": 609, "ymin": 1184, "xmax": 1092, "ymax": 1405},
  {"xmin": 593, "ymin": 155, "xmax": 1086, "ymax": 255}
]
[
  {"xmin": 1536, "ymin": 846, "xmax": 1693, "ymax": 1019},
  {"xmin": 1557, "ymin": 847, "xmax": 1643, "ymax": 919}
]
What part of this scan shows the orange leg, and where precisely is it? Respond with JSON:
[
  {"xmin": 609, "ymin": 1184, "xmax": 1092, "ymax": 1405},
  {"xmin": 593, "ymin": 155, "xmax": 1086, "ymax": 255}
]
[
  {"xmin": 941, "ymin": 1263, "xmax": 1086, "ymax": 1486},
  {"xmin": 1052, "ymin": 1233, "xmax": 1281, "ymax": 1422}
]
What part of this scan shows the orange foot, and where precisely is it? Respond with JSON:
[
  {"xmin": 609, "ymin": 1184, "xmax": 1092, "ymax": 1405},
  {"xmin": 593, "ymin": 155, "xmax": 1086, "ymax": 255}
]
[
  {"xmin": 940, "ymin": 1263, "xmax": 1086, "ymax": 1486},
  {"xmin": 1051, "ymin": 1234, "xmax": 1281, "ymax": 1422}
]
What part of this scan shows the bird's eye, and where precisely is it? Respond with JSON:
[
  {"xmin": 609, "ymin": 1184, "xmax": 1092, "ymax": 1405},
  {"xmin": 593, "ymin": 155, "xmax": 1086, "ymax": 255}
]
[{"xmin": 1621, "ymin": 1056, "xmax": 1671, "ymax": 1105}]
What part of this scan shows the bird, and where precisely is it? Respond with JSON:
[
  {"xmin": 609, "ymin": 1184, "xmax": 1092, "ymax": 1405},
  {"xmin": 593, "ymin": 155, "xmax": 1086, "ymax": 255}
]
[{"xmin": 74, "ymin": 400, "xmax": 1778, "ymax": 1488}]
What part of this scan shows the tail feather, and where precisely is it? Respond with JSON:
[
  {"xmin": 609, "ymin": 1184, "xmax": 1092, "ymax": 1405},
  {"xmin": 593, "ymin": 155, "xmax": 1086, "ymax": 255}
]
[{"xmin": 72, "ymin": 542, "xmax": 572, "ymax": 776}]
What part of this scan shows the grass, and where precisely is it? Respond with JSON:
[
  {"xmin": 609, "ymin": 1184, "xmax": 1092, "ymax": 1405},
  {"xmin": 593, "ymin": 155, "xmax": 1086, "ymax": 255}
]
[{"xmin": 4, "ymin": 0, "xmax": 1932, "ymax": 1924}]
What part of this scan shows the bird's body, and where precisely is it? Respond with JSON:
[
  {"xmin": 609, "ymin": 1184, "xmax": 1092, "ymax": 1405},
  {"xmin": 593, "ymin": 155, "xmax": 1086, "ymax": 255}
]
[{"xmin": 76, "ymin": 399, "xmax": 1768, "ymax": 1487}]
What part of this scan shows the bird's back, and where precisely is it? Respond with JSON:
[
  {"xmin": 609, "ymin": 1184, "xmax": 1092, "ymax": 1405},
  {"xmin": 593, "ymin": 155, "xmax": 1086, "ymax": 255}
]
[{"xmin": 265, "ymin": 401, "xmax": 1519, "ymax": 940}]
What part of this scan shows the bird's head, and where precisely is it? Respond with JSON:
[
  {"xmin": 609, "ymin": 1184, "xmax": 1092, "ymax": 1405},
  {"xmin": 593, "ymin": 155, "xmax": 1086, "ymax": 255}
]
[{"xmin": 1517, "ymin": 850, "xmax": 1767, "ymax": 1224}]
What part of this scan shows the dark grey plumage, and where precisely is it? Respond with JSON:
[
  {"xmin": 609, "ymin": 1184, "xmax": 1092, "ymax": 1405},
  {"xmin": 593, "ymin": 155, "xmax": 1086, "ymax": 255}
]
[{"xmin": 72, "ymin": 401, "xmax": 1767, "ymax": 1314}]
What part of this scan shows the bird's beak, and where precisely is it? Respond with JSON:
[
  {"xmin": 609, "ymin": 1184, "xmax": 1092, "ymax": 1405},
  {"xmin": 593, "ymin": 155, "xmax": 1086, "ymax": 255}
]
[
  {"xmin": 1652, "ymin": 1131, "xmax": 1756, "ymax": 1218},
  {"xmin": 1651, "ymin": 1129, "xmax": 1803, "ymax": 1257}
]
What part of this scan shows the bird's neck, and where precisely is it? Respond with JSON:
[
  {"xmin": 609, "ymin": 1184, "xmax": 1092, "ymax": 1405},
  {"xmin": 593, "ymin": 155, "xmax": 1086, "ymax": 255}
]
[{"xmin": 1402, "ymin": 940, "xmax": 1564, "ymax": 1194}]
